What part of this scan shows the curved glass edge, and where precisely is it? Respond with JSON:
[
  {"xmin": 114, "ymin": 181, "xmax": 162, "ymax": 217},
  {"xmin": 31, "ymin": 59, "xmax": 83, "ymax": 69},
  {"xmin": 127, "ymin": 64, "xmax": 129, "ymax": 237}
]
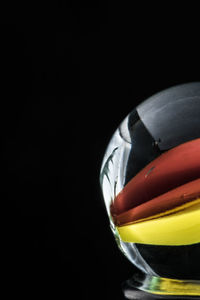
[
  {"xmin": 100, "ymin": 118, "xmax": 131, "ymax": 218},
  {"xmin": 127, "ymin": 273, "xmax": 200, "ymax": 296}
]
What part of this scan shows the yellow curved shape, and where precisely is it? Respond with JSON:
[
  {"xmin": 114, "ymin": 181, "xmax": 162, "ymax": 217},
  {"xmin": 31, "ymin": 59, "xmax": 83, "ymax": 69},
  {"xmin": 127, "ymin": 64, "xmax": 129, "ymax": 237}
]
[
  {"xmin": 117, "ymin": 202, "xmax": 200, "ymax": 245},
  {"xmin": 134, "ymin": 275, "xmax": 200, "ymax": 296}
]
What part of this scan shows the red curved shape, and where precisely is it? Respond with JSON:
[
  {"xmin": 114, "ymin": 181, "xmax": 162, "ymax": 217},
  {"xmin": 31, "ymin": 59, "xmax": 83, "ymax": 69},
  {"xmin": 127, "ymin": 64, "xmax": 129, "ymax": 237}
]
[
  {"xmin": 113, "ymin": 178, "xmax": 200, "ymax": 226},
  {"xmin": 112, "ymin": 138, "xmax": 200, "ymax": 216}
]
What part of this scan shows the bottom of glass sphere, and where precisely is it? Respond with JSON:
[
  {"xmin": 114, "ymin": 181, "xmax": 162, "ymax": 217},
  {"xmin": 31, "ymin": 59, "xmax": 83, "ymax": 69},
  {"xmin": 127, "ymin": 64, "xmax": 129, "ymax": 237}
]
[{"xmin": 122, "ymin": 272, "xmax": 200, "ymax": 299}]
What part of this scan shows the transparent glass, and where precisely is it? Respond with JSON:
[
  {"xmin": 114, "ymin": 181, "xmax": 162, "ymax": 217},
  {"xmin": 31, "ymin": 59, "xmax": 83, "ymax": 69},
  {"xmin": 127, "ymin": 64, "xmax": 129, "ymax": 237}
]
[{"xmin": 100, "ymin": 82, "xmax": 200, "ymax": 298}]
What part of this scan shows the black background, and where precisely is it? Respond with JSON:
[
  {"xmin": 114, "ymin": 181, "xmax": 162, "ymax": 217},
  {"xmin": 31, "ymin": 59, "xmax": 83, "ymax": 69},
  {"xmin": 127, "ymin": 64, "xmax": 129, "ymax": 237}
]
[{"xmin": 1, "ymin": 3, "xmax": 200, "ymax": 300}]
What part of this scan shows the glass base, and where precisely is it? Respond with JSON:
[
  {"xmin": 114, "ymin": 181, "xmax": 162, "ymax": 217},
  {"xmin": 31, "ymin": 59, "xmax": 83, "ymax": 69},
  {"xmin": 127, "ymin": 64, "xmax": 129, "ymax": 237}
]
[{"xmin": 122, "ymin": 273, "xmax": 200, "ymax": 299}]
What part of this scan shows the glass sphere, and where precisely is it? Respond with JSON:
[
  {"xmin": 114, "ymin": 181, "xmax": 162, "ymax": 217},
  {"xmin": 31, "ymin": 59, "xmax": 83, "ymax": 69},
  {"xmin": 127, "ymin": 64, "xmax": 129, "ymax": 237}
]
[{"xmin": 100, "ymin": 82, "xmax": 200, "ymax": 282}]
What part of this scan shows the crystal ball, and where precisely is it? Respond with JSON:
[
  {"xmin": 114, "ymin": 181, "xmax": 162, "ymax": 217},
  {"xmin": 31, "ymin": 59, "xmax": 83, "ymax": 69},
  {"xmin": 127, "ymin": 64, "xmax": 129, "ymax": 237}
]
[{"xmin": 100, "ymin": 82, "xmax": 200, "ymax": 280}]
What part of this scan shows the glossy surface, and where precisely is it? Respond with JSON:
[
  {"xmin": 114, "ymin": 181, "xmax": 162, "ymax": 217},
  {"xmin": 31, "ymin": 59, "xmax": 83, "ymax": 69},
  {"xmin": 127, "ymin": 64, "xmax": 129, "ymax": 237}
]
[
  {"xmin": 100, "ymin": 83, "xmax": 200, "ymax": 293},
  {"xmin": 123, "ymin": 273, "xmax": 200, "ymax": 299}
]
